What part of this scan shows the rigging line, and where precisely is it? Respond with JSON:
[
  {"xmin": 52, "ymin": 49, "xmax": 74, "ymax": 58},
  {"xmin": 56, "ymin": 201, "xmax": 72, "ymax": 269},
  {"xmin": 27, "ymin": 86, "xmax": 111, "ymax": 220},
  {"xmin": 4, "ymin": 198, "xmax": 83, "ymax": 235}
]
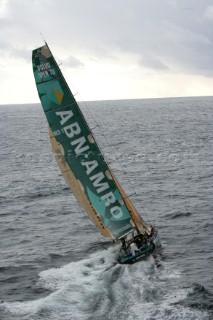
[
  {"xmin": 40, "ymin": 32, "xmax": 46, "ymax": 44},
  {"xmin": 55, "ymin": 58, "xmax": 151, "ymax": 225},
  {"xmin": 77, "ymin": 97, "xmax": 152, "ymax": 224},
  {"xmin": 90, "ymin": 125, "xmax": 99, "ymax": 130},
  {"xmin": 121, "ymin": 169, "xmax": 152, "ymax": 224}
]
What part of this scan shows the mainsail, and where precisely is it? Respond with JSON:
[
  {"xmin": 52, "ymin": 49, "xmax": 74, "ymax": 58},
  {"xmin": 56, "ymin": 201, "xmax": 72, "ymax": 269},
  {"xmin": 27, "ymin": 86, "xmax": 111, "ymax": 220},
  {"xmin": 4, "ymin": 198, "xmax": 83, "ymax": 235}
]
[{"xmin": 32, "ymin": 44, "xmax": 149, "ymax": 240}]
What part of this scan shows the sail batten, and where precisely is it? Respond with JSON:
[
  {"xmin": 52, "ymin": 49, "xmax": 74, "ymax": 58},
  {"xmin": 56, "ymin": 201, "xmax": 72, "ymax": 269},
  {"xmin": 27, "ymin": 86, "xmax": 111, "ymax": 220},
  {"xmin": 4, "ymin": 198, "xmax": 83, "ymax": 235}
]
[{"xmin": 32, "ymin": 44, "xmax": 147, "ymax": 239}]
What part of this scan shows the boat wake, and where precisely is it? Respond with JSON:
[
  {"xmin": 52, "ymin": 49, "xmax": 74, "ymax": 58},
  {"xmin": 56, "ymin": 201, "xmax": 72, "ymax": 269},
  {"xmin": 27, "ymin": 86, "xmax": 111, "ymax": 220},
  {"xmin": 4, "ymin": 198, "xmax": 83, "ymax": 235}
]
[{"xmin": 0, "ymin": 248, "xmax": 210, "ymax": 320}]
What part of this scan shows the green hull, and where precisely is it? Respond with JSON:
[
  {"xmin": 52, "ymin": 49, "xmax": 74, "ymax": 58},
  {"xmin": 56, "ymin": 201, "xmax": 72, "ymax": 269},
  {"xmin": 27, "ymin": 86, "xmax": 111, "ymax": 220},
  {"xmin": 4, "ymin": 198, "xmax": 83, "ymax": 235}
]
[
  {"xmin": 118, "ymin": 231, "xmax": 160, "ymax": 264},
  {"xmin": 118, "ymin": 243, "xmax": 155, "ymax": 264}
]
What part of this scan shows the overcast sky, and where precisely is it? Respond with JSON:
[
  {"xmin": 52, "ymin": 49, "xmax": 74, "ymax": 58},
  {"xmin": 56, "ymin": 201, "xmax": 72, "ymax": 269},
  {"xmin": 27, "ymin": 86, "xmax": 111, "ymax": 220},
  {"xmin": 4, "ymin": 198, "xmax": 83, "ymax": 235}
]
[{"xmin": 0, "ymin": 0, "xmax": 213, "ymax": 104}]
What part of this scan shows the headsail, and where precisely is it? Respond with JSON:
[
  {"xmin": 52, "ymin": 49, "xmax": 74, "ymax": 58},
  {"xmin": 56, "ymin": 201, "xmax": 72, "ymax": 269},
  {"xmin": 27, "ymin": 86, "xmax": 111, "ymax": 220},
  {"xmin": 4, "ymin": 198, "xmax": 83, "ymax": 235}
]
[{"xmin": 32, "ymin": 44, "xmax": 148, "ymax": 239}]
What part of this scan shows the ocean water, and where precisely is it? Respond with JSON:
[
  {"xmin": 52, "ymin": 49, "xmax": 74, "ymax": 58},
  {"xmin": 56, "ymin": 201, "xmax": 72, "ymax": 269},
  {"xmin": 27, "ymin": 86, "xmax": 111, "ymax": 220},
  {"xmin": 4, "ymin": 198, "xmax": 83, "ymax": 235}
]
[{"xmin": 0, "ymin": 97, "xmax": 213, "ymax": 320}]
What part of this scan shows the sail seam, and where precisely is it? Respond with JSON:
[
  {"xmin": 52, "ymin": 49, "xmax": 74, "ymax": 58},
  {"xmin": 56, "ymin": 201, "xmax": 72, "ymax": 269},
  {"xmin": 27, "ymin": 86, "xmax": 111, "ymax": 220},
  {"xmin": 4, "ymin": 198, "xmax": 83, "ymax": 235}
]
[
  {"xmin": 33, "ymin": 44, "xmax": 136, "ymax": 239},
  {"xmin": 45, "ymin": 101, "xmax": 77, "ymax": 114},
  {"xmin": 36, "ymin": 76, "xmax": 61, "ymax": 85}
]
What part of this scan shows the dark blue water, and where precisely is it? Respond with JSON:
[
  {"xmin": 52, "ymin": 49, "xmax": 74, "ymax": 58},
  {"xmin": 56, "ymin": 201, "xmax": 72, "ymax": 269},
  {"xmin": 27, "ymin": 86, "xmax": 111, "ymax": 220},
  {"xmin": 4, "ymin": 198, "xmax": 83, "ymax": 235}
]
[{"xmin": 0, "ymin": 97, "xmax": 212, "ymax": 320}]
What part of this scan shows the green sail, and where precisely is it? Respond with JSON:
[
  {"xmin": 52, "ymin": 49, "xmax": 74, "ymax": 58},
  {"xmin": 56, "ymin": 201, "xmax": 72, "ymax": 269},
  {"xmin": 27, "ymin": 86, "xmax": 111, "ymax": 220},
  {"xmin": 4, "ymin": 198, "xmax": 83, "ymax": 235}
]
[{"xmin": 32, "ymin": 44, "xmax": 134, "ymax": 239}]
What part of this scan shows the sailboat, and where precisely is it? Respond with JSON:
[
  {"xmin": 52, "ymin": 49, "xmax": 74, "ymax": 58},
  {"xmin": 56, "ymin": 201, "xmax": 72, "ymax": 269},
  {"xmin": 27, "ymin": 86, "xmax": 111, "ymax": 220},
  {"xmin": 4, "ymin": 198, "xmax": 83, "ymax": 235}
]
[{"xmin": 32, "ymin": 43, "xmax": 160, "ymax": 264}]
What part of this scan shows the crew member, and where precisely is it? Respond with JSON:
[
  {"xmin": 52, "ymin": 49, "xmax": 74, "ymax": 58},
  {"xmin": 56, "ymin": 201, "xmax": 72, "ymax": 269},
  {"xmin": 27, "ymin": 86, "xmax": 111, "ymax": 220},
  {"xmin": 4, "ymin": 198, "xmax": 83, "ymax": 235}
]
[
  {"xmin": 130, "ymin": 241, "xmax": 140, "ymax": 256},
  {"xmin": 121, "ymin": 238, "xmax": 127, "ymax": 253}
]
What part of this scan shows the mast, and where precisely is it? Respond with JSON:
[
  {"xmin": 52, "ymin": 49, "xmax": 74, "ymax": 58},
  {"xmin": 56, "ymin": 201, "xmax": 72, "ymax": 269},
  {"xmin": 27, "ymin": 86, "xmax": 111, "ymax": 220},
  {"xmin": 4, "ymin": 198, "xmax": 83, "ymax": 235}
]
[{"xmin": 32, "ymin": 44, "xmax": 149, "ymax": 240}]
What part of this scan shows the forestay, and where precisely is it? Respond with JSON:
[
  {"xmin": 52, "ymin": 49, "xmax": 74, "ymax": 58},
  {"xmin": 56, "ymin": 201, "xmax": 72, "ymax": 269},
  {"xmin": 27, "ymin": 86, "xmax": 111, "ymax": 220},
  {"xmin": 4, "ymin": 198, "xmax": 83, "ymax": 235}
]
[{"xmin": 32, "ymin": 44, "xmax": 148, "ymax": 239}]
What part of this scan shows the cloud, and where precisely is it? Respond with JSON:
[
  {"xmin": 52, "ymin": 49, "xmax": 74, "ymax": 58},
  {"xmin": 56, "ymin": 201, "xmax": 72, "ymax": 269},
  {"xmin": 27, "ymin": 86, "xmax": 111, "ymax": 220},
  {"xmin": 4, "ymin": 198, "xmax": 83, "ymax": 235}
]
[
  {"xmin": 204, "ymin": 5, "xmax": 213, "ymax": 20},
  {"xmin": 0, "ymin": 0, "xmax": 213, "ymax": 103},
  {"xmin": 1, "ymin": 0, "xmax": 213, "ymax": 74},
  {"xmin": 0, "ymin": 43, "xmax": 30, "ymax": 62},
  {"xmin": 139, "ymin": 55, "xmax": 170, "ymax": 71},
  {"xmin": 0, "ymin": 0, "xmax": 8, "ymax": 18},
  {"xmin": 63, "ymin": 55, "xmax": 84, "ymax": 68}
]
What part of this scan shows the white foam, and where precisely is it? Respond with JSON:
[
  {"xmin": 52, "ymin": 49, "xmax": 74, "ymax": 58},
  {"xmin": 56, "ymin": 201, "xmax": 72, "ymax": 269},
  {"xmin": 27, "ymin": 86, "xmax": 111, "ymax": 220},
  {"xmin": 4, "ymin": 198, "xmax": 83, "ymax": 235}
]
[{"xmin": 1, "ymin": 248, "xmax": 210, "ymax": 320}]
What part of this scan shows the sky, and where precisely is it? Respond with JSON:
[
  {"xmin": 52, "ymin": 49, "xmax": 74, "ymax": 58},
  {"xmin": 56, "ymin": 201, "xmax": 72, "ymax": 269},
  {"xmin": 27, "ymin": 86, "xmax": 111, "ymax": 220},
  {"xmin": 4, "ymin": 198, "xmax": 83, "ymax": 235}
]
[{"xmin": 0, "ymin": 0, "xmax": 213, "ymax": 104}]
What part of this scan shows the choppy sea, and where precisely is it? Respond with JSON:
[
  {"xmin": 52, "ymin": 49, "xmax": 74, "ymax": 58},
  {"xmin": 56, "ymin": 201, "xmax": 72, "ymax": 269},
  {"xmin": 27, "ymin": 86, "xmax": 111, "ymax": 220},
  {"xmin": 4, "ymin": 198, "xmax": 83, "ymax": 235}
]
[{"xmin": 0, "ymin": 97, "xmax": 213, "ymax": 320}]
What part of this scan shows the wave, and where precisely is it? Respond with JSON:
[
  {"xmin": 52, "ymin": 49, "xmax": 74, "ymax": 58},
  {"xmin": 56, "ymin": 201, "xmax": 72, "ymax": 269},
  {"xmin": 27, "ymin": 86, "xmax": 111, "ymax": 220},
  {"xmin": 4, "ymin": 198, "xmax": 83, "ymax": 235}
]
[
  {"xmin": 0, "ymin": 248, "xmax": 210, "ymax": 320},
  {"xmin": 179, "ymin": 283, "xmax": 213, "ymax": 311},
  {"xmin": 164, "ymin": 211, "xmax": 192, "ymax": 219}
]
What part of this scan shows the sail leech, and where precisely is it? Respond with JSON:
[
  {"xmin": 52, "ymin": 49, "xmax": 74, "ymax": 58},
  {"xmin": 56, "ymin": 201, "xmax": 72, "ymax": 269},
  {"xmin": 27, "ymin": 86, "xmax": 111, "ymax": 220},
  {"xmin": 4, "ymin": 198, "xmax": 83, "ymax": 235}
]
[{"xmin": 32, "ymin": 44, "xmax": 147, "ymax": 239}]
